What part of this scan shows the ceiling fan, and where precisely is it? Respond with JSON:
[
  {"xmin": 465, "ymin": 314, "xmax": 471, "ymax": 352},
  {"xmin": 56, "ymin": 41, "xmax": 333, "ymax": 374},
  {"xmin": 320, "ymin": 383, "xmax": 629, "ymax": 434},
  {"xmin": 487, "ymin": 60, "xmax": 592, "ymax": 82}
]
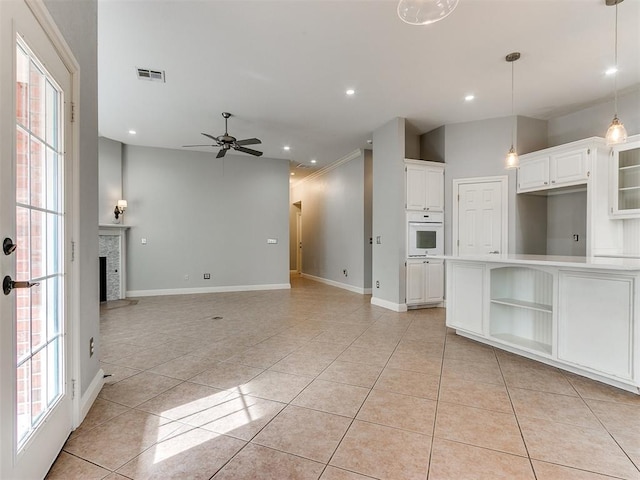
[{"xmin": 183, "ymin": 112, "xmax": 263, "ymax": 158}]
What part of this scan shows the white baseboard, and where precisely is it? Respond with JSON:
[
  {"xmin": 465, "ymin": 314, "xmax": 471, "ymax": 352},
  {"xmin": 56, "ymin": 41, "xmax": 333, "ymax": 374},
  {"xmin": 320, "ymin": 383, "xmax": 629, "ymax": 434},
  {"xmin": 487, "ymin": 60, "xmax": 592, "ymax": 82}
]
[
  {"xmin": 370, "ymin": 296, "xmax": 408, "ymax": 312},
  {"xmin": 76, "ymin": 367, "xmax": 104, "ymax": 428},
  {"xmin": 301, "ymin": 273, "xmax": 370, "ymax": 295},
  {"xmin": 127, "ymin": 283, "xmax": 291, "ymax": 297},
  {"xmin": 289, "ymin": 270, "xmax": 299, "ymax": 274}
]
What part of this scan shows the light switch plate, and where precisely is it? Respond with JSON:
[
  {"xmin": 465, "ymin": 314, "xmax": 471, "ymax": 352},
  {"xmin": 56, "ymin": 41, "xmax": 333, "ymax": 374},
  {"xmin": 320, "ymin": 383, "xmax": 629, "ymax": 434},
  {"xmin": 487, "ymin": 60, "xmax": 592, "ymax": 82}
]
[{"xmin": 267, "ymin": 238, "xmax": 278, "ymax": 244}]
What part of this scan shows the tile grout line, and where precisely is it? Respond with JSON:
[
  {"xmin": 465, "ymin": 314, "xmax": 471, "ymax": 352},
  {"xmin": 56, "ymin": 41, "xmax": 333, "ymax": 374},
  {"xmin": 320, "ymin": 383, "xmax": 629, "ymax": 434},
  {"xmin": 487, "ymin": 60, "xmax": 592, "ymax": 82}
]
[{"xmin": 494, "ymin": 350, "xmax": 538, "ymax": 480}]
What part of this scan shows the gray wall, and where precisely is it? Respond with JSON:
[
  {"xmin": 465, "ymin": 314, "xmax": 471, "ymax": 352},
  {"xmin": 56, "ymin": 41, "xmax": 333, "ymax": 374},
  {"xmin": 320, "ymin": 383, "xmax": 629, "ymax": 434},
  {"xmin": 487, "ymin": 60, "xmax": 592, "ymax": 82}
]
[
  {"xmin": 547, "ymin": 191, "xmax": 587, "ymax": 256},
  {"xmin": 290, "ymin": 151, "xmax": 369, "ymax": 290},
  {"xmin": 44, "ymin": 0, "xmax": 100, "ymax": 397},
  {"xmin": 122, "ymin": 145, "xmax": 290, "ymax": 292},
  {"xmin": 372, "ymin": 118, "xmax": 406, "ymax": 305},
  {"xmin": 363, "ymin": 150, "xmax": 373, "ymax": 289},
  {"xmin": 548, "ymin": 89, "xmax": 640, "ymax": 146},
  {"xmin": 423, "ymin": 115, "xmax": 547, "ymax": 255},
  {"xmin": 98, "ymin": 137, "xmax": 123, "ymax": 225}
]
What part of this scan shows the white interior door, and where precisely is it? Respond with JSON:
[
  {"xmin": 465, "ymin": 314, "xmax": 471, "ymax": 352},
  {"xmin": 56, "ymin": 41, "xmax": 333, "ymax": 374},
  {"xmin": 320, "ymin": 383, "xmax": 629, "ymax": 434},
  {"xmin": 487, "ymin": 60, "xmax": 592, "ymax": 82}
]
[
  {"xmin": 455, "ymin": 177, "xmax": 507, "ymax": 255},
  {"xmin": 0, "ymin": 1, "xmax": 73, "ymax": 477}
]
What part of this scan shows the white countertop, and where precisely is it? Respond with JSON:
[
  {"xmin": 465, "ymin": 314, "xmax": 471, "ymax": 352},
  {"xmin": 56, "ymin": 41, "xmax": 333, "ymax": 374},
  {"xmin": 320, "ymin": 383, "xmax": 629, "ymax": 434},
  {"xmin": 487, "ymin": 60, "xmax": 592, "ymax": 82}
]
[{"xmin": 434, "ymin": 254, "xmax": 640, "ymax": 271}]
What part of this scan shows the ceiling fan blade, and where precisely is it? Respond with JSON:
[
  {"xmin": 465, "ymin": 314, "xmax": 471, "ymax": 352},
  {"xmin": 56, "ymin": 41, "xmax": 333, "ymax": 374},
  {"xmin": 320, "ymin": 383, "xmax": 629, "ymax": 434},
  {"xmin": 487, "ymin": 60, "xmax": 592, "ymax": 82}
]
[
  {"xmin": 236, "ymin": 138, "xmax": 262, "ymax": 146},
  {"xmin": 234, "ymin": 146, "xmax": 263, "ymax": 157},
  {"xmin": 216, "ymin": 148, "xmax": 227, "ymax": 158},
  {"xmin": 201, "ymin": 133, "xmax": 219, "ymax": 142},
  {"xmin": 182, "ymin": 144, "xmax": 214, "ymax": 147}
]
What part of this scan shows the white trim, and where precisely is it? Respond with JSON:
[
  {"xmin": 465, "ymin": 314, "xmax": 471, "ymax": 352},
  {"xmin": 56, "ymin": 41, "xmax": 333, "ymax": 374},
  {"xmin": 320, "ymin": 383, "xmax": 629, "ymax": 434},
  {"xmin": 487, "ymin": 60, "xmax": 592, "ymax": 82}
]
[
  {"xmin": 404, "ymin": 158, "xmax": 446, "ymax": 168},
  {"xmin": 370, "ymin": 296, "xmax": 408, "ymax": 312},
  {"xmin": 127, "ymin": 283, "xmax": 291, "ymax": 297},
  {"xmin": 301, "ymin": 273, "xmax": 371, "ymax": 295},
  {"xmin": 452, "ymin": 175, "xmax": 509, "ymax": 256},
  {"xmin": 77, "ymin": 368, "xmax": 104, "ymax": 428},
  {"xmin": 292, "ymin": 149, "xmax": 362, "ymax": 187}
]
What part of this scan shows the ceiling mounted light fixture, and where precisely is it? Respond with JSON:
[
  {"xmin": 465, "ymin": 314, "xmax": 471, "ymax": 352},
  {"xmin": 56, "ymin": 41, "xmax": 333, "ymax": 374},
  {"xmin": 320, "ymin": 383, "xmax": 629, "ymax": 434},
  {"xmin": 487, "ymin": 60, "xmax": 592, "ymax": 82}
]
[
  {"xmin": 505, "ymin": 52, "xmax": 520, "ymax": 170},
  {"xmin": 397, "ymin": 0, "xmax": 459, "ymax": 26},
  {"xmin": 605, "ymin": 0, "xmax": 627, "ymax": 146}
]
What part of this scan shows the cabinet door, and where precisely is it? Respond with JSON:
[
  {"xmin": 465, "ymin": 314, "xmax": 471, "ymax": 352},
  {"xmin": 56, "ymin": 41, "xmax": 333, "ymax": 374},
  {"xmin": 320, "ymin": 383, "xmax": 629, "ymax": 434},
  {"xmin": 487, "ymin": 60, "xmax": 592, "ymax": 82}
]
[
  {"xmin": 406, "ymin": 260, "xmax": 426, "ymax": 305},
  {"xmin": 425, "ymin": 260, "xmax": 444, "ymax": 302},
  {"xmin": 611, "ymin": 140, "xmax": 640, "ymax": 218},
  {"xmin": 425, "ymin": 167, "xmax": 444, "ymax": 211},
  {"xmin": 446, "ymin": 262, "xmax": 485, "ymax": 335},
  {"xmin": 518, "ymin": 156, "xmax": 549, "ymax": 192},
  {"xmin": 558, "ymin": 271, "xmax": 633, "ymax": 380},
  {"xmin": 550, "ymin": 149, "xmax": 588, "ymax": 186},
  {"xmin": 406, "ymin": 165, "xmax": 427, "ymax": 210}
]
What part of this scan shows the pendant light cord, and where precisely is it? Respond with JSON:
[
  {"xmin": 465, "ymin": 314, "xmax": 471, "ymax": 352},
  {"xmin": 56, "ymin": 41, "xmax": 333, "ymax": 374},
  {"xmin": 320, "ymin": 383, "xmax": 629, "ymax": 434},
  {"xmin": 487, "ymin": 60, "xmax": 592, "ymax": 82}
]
[
  {"xmin": 511, "ymin": 59, "xmax": 515, "ymax": 147},
  {"xmin": 614, "ymin": 1, "xmax": 619, "ymax": 116}
]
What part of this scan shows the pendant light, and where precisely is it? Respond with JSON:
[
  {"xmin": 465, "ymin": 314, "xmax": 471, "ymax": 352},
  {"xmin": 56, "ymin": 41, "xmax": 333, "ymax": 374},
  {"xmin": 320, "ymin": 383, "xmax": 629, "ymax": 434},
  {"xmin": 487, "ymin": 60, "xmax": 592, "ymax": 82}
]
[
  {"xmin": 505, "ymin": 52, "xmax": 520, "ymax": 170},
  {"xmin": 605, "ymin": 0, "xmax": 627, "ymax": 145},
  {"xmin": 397, "ymin": 0, "xmax": 459, "ymax": 26}
]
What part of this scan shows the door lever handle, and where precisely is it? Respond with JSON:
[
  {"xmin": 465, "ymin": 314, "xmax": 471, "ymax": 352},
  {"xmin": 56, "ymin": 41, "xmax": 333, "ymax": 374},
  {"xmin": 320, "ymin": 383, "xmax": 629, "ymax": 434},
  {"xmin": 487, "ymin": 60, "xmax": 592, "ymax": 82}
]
[
  {"xmin": 488, "ymin": 251, "xmax": 500, "ymax": 254},
  {"xmin": 3, "ymin": 276, "xmax": 40, "ymax": 295}
]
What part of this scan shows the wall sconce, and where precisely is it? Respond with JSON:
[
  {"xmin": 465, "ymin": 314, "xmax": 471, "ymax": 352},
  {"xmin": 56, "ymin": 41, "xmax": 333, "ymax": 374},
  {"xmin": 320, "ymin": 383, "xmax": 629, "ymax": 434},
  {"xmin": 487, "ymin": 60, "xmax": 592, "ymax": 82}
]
[{"xmin": 114, "ymin": 200, "xmax": 127, "ymax": 221}]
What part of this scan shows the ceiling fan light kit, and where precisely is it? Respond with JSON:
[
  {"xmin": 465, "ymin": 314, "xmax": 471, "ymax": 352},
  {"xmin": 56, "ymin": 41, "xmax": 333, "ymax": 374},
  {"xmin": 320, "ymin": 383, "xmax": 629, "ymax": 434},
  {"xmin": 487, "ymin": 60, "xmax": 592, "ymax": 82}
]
[
  {"xmin": 182, "ymin": 112, "xmax": 263, "ymax": 158},
  {"xmin": 605, "ymin": 0, "xmax": 627, "ymax": 146}
]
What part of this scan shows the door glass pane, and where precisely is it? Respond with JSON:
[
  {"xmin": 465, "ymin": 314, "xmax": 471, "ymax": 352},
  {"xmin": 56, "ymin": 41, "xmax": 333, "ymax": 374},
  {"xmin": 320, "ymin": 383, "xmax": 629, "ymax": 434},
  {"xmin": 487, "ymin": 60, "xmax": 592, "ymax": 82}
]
[
  {"xmin": 16, "ymin": 127, "xmax": 29, "ymax": 204},
  {"xmin": 30, "ymin": 137, "xmax": 45, "ymax": 208},
  {"xmin": 29, "ymin": 61, "xmax": 44, "ymax": 138},
  {"xmin": 16, "ymin": 360, "xmax": 31, "ymax": 444},
  {"xmin": 16, "ymin": 46, "xmax": 29, "ymax": 128},
  {"xmin": 15, "ymin": 36, "xmax": 65, "ymax": 449}
]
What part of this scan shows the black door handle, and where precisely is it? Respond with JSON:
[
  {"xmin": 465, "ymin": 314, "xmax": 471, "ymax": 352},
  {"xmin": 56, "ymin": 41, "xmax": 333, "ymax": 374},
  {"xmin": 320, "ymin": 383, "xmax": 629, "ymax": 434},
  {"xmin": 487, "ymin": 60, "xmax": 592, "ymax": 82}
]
[
  {"xmin": 3, "ymin": 238, "xmax": 17, "ymax": 255},
  {"xmin": 3, "ymin": 276, "xmax": 40, "ymax": 295}
]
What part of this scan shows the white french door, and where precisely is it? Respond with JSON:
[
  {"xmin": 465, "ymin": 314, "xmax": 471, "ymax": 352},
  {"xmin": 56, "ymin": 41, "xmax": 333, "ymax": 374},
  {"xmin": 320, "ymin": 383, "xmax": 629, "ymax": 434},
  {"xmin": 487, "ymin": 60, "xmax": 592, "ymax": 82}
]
[
  {"xmin": 0, "ymin": 1, "xmax": 74, "ymax": 478},
  {"xmin": 453, "ymin": 176, "xmax": 508, "ymax": 256}
]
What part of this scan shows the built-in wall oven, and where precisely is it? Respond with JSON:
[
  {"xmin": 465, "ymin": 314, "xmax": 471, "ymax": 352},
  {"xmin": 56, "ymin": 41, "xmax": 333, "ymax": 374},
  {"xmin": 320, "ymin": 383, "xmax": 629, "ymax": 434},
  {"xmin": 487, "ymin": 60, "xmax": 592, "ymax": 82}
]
[{"xmin": 407, "ymin": 211, "xmax": 444, "ymax": 257}]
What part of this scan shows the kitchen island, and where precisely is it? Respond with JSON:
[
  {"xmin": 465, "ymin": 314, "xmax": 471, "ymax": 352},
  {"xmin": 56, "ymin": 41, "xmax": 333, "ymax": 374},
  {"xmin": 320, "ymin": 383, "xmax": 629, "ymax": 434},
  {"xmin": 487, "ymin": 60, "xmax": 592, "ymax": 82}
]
[{"xmin": 441, "ymin": 254, "xmax": 640, "ymax": 394}]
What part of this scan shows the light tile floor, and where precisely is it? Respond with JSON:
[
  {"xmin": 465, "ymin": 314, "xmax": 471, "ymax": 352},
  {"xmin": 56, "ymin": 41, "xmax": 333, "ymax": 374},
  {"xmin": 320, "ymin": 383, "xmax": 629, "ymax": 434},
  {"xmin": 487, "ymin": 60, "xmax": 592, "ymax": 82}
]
[{"xmin": 46, "ymin": 275, "xmax": 640, "ymax": 480}]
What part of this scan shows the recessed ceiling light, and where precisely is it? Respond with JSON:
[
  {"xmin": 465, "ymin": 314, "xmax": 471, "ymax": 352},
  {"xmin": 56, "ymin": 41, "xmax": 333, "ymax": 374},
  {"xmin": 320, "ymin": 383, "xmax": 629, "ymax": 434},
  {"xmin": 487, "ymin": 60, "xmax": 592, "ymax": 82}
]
[
  {"xmin": 346, "ymin": 89, "xmax": 355, "ymax": 96},
  {"xmin": 464, "ymin": 94, "xmax": 475, "ymax": 101},
  {"xmin": 128, "ymin": 130, "xmax": 137, "ymax": 135},
  {"xmin": 605, "ymin": 67, "xmax": 618, "ymax": 76},
  {"xmin": 310, "ymin": 159, "xmax": 317, "ymax": 164},
  {"xmin": 284, "ymin": 146, "xmax": 291, "ymax": 151},
  {"xmin": 290, "ymin": 172, "xmax": 295, "ymax": 176}
]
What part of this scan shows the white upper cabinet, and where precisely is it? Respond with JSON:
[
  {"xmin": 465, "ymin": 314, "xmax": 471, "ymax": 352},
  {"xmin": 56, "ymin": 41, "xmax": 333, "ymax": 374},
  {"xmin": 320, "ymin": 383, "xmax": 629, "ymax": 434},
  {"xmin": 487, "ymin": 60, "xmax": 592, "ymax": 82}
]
[
  {"xmin": 518, "ymin": 156, "xmax": 550, "ymax": 191},
  {"xmin": 517, "ymin": 139, "xmax": 594, "ymax": 193},
  {"xmin": 611, "ymin": 136, "xmax": 640, "ymax": 218},
  {"xmin": 405, "ymin": 160, "xmax": 444, "ymax": 211}
]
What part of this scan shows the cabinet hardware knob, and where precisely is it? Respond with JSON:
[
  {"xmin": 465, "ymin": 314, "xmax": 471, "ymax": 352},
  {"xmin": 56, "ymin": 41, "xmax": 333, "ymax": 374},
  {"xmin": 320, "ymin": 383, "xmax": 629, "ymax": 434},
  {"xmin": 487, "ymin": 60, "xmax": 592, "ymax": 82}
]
[
  {"xmin": 552, "ymin": 180, "xmax": 556, "ymax": 183},
  {"xmin": 544, "ymin": 182, "xmax": 548, "ymax": 185}
]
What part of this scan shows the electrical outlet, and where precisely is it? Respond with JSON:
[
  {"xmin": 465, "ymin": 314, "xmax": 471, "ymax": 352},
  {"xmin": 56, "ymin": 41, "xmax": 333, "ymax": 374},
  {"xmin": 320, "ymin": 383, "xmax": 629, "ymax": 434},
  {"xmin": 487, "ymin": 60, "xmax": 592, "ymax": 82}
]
[
  {"xmin": 89, "ymin": 337, "xmax": 94, "ymax": 357},
  {"xmin": 204, "ymin": 273, "xmax": 211, "ymax": 279},
  {"xmin": 184, "ymin": 274, "xmax": 189, "ymax": 281},
  {"xmin": 573, "ymin": 234, "xmax": 579, "ymax": 242},
  {"xmin": 376, "ymin": 280, "xmax": 380, "ymax": 288},
  {"xmin": 342, "ymin": 269, "xmax": 348, "ymax": 277}
]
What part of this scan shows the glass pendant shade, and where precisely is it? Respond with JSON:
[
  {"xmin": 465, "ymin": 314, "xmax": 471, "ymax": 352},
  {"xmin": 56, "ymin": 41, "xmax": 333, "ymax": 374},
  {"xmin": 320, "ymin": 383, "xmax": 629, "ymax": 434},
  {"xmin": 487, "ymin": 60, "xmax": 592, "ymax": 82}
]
[
  {"xmin": 505, "ymin": 145, "xmax": 519, "ymax": 169},
  {"xmin": 397, "ymin": 0, "xmax": 459, "ymax": 25},
  {"xmin": 606, "ymin": 115, "xmax": 628, "ymax": 145}
]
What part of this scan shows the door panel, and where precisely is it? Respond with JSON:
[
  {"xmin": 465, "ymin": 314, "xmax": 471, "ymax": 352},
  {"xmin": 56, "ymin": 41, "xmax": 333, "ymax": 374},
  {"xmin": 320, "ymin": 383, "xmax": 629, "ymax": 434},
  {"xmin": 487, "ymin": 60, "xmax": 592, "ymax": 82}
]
[
  {"xmin": 1, "ymin": 1, "xmax": 73, "ymax": 478},
  {"xmin": 458, "ymin": 181, "xmax": 503, "ymax": 255}
]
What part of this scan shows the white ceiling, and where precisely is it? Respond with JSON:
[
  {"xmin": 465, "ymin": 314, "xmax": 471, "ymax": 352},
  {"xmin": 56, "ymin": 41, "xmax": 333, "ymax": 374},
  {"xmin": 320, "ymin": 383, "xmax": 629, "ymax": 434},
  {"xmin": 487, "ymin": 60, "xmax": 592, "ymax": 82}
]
[{"xmin": 98, "ymin": 0, "xmax": 640, "ymax": 172}]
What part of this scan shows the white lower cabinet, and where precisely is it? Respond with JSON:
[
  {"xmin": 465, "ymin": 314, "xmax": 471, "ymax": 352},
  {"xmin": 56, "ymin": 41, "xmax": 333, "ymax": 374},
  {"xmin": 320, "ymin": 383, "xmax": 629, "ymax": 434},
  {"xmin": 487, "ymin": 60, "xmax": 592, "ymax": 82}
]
[
  {"xmin": 445, "ymin": 258, "xmax": 639, "ymax": 393},
  {"xmin": 406, "ymin": 258, "xmax": 443, "ymax": 306},
  {"xmin": 445, "ymin": 261, "xmax": 484, "ymax": 334},
  {"xmin": 558, "ymin": 271, "xmax": 634, "ymax": 380}
]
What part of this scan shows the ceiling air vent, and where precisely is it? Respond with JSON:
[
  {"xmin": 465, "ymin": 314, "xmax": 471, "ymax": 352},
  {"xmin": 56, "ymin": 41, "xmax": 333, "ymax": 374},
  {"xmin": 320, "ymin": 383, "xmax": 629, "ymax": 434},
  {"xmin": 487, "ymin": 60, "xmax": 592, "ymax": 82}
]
[{"xmin": 136, "ymin": 68, "xmax": 165, "ymax": 82}]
